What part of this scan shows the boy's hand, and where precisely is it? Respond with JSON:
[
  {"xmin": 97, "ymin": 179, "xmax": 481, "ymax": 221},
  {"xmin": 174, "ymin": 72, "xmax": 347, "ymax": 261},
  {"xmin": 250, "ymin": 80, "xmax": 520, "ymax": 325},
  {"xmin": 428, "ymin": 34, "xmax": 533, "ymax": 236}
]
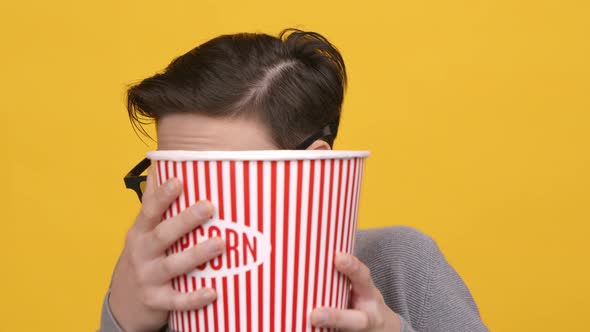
[
  {"xmin": 109, "ymin": 168, "xmax": 225, "ymax": 332},
  {"xmin": 311, "ymin": 253, "xmax": 401, "ymax": 332}
]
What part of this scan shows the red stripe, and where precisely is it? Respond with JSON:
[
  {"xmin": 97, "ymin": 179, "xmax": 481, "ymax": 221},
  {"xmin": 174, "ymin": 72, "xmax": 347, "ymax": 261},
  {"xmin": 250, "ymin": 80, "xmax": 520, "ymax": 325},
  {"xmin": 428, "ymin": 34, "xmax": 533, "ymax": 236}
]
[
  {"xmin": 173, "ymin": 163, "xmax": 187, "ymax": 331},
  {"xmin": 329, "ymin": 160, "xmax": 344, "ymax": 307},
  {"xmin": 156, "ymin": 161, "xmax": 163, "ymax": 186},
  {"xmin": 205, "ymin": 161, "xmax": 212, "ymax": 203},
  {"xmin": 222, "ymin": 277, "xmax": 229, "ymax": 332},
  {"xmin": 270, "ymin": 162, "xmax": 277, "ymax": 331},
  {"xmin": 346, "ymin": 159, "xmax": 360, "ymax": 307},
  {"xmin": 337, "ymin": 159, "xmax": 352, "ymax": 307},
  {"xmin": 302, "ymin": 160, "xmax": 316, "ymax": 330},
  {"xmin": 216, "ymin": 161, "xmax": 225, "ymax": 220},
  {"xmin": 183, "ymin": 275, "xmax": 192, "ymax": 332},
  {"xmin": 197, "ymin": 277, "xmax": 206, "ymax": 332},
  {"xmin": 182, "ymin": 163, "xmax": 195, "ymax": 332},
  {"xmin": 229, "ymin": 161, "xmax": 237, "ymax": 221},
  {"xmin": 345, "ymin": 159, "xmax": 357, "ymax": 254},
  {"xmin": 192, "ymin": 161, "xmax": 201, "ymax": 244},
  {"xmin": 280, "ymin": 162, "xmax": 291, "ymax": 332},
  {"xmin": 193, "ymin": 161, "xmax": 200, "ymax": 201},
  {"xmin": 156, "ymin": 161, "xmax": 167, "ymax": 237},
  {"xmin": 211, "ymin": 278, "xmax": 219, "ymax": 332},
  {"xmin": 182, "ymin": 162, "xmax": 190, "ymax": 207},
  {"xmin": 321, "ymin": 160, "xmax": 335, "ymax": 307},
  {"xmin": 312, "ymin": 160, "xmax": 326, "ymax": 316},
  {"xmin": 191, "ymin": 162, "xmax": 202, "ymax": 332},
  {"xmin": 344, "ymin": 159, "xmax": 359, "ymax": 309},
  {"xmin": 353, "ymin": 160, "xmax": 364, "ymax": 251},
  {"xmin": 173, "ymin": 162, "xmax": 182, "ymax": 216},
  {"xmin": 164, "ymin": 161, "xmax": 171, "ymax": 221},
  {"xmin": 172, "ymin": 278, "xmax": 180, "ymax": 330},
  {"xmin": 164, "ymin": 162, "xmax": 180, "ymax": 331},
  {"xmin": 156, "ymin": 159, "xmax": 173, "ymax": 319},
  {"xmin": 211, "ymin": 161, "xmax": 230, "ymax": 332},
  {"xmin": 170, "ymin": 278, "xmax": 175, "ymax": 331},
  {"xmin": 169, "ymin": 163, "xmax": 179, "ymax": 255},
  {"xmin": 256, "ymin": 161, "xmax": 264, "ymax": 331},
  {"xmin": 347, "ymin": 159, "xmax": 356, "ymax": 305},
  {"xmin": 243, "ymin": 162, "xmax": 252, "ymax": 332},
  {"xmin": 290, "ymin": 161, "xmax": 304, "ymax": 331},
  {"xmin": 229, "ymin": 161, "xmax": 241, "ymax": 332},
  {"xmin": 200, "ymin": 279, "xmax": 209, "ymax": 330},
  {"xmin": 243, "ymin": 162, "xmax": 250, "ymax": 225}
]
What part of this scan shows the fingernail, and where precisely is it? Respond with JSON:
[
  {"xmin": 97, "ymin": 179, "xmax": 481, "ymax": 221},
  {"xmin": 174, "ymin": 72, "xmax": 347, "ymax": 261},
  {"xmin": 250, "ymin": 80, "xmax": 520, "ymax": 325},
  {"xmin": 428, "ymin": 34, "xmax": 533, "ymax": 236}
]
[
  {"xmin": 312, "ymin": 309, "xmax": 328, "ymax": 326},
  {"xmin": 165, "ymin": 179, "xmax": 180, "ymax": 194},
  {"xmin": 193, "ymin": 201, "xmax": 213, "ymax": 219},
  {"xmin": 200, "ymin": 288, "xmax": 217, "ymax": 300},
  {"xmin": 206, "ymin": 237, "xmax": 225, "ymax": 253},
  {"xmin": 335, "ymin": 252, "xmax": 349, "ymax": 268}
]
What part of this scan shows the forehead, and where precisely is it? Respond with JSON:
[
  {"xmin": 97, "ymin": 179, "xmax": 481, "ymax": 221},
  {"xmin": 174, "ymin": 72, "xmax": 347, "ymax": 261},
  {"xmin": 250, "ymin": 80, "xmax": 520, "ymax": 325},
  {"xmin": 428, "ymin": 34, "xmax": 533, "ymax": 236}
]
[{"xmin": 156, "ymin": 113, "xmax": 278, "ymax": 151}]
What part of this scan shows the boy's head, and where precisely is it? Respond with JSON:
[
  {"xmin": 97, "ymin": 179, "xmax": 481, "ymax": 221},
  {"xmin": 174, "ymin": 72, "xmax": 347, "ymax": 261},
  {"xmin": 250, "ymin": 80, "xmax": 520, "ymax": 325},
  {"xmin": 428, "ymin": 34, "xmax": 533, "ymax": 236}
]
[{"xmin": 127, "ymin": 28, "xmax": 347, "ymax": 151}]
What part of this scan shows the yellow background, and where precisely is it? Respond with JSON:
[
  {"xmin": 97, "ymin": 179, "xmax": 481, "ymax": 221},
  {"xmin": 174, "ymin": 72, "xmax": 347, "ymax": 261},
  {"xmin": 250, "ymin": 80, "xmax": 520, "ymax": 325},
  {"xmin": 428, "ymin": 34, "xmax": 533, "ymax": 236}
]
[{"xmin": 1, "ymin": 0, "xmax": 588, "ymax": 331}]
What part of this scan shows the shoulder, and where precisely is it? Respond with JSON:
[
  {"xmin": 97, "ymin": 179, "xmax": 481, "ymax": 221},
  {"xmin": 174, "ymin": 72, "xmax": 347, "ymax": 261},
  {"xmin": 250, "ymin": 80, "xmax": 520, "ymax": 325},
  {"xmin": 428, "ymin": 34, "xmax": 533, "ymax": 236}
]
[{"xmin": 354, "ymin": 226, "xmax": 440, "ymax": 266}]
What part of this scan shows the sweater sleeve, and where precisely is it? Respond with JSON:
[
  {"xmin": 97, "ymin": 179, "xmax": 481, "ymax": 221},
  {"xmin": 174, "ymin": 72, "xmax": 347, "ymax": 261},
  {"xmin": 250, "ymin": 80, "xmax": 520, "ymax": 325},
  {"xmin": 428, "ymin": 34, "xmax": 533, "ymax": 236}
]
[
  {"xmin": 354, "ymin": 226, "xmax": 489, "ymax": 332},
  {"xmin": 99, "ymin": 291, "xmax": 170, "ymax": 332},
  {"xmin": 99, "ymin": 290, "xmax": 125, "ymax": 332},
  {"xmin": 400, "ymin": 314, "xmax": 419, "ymax": 332}
]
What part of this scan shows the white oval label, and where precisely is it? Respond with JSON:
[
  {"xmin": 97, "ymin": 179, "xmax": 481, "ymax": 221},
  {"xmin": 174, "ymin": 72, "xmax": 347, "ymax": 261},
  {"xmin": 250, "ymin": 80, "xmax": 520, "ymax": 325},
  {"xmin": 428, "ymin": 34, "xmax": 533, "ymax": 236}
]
[{"xmin": 180, "ymin": 219, "xmax": 271, "ymax": 279}]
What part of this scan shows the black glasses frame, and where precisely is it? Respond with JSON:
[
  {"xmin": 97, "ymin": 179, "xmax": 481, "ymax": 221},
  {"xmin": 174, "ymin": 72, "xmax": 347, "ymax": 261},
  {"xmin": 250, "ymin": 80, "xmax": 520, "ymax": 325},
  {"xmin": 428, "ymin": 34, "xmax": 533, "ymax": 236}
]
[
  {"xmin": 123, "ymin": 158, "xmax": 150, "ymax": 201},
  {"xmin": 124, "ymin": 123, "xmax": 338, "ymax": 202}
]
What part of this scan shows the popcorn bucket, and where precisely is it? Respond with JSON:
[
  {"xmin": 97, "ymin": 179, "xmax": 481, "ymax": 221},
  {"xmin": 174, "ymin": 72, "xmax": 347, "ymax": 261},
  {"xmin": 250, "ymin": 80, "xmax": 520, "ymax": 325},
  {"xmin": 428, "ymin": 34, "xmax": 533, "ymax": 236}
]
[{"xmin": 147, "ymin": 150, "xmax": 369, "ymax": 332}]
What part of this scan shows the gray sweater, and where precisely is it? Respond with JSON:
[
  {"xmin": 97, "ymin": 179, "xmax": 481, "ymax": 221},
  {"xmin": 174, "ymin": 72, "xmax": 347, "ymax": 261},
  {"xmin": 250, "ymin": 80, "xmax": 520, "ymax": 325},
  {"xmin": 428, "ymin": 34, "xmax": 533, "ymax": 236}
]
[{"xmin": 100, "ymin": 226, "xmax": 489, "ymax": 332}]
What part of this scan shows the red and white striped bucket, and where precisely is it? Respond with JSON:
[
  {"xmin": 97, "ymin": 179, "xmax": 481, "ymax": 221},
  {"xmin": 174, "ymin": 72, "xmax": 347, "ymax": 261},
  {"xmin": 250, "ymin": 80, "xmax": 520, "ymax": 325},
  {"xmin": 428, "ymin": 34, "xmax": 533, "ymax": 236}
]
[{"xmin": 147, "ymin": 150, "xmax": 369, "ymax": 332}]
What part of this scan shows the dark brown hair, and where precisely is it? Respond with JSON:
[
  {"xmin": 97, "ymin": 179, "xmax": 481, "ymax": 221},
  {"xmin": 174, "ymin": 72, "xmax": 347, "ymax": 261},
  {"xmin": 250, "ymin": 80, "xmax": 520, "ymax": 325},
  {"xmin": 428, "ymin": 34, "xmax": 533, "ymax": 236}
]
[{"xmin": 127, "ymin": 28, "xmax": 347, "ymax": 149}]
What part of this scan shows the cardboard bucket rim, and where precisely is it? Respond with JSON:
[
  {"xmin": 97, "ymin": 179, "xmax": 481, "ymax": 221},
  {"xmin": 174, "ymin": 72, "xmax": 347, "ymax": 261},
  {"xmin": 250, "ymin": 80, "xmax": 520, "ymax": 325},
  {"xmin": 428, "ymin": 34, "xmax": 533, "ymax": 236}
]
[{"xmin": 147, "ymin": 150, "xmax": 370, "ymax": 161}]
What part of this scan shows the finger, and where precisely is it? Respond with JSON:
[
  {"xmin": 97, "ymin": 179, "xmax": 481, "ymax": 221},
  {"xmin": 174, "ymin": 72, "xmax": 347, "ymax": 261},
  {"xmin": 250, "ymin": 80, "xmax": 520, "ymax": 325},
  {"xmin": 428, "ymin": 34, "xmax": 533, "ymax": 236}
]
[
  {"xmin": 335, "ymin": 252, "xmax": 378, "ymax": 298},
  {"xmin": 135, "ymin": 177, "xmax": 182, "ymax": 232},
  {"xmin": 147, "ymin": 201, "xmax": 215, "ymax": 255},
  {"xmin": 149, "ymin": 287, "xmax": 218, "ymax": 311},
  {"xmin": 311, "ymin": 307, "xmax": 369, "ymax": 331},
  {"xmin": 150, "ymin": 238, "xmax": 225, "ymax": 282},
  {"xmin": 143, "ymin": 165, "xmax": 155, "ymax": 196}
]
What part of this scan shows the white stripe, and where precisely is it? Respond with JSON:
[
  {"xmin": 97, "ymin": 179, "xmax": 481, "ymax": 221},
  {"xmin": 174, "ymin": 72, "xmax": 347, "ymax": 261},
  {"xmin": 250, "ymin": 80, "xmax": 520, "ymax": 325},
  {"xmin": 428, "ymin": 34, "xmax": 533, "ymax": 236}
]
[
  {"xmin": 285, "ymin": 160, "xmax": 298, "ymax": 331},
  {"xmin": 190, "ymin": 280, "xmax": 197, "ymax": 332},
  {"xmin": 186, "ymin": 162, "xmax": 196, "ymax": 206},
  {"xmin": 204, "ymin": 161, "xmax": 225, "ymax": 332},
  {"xmin": 295, "ymin": 160, "xmax": 311, "ymax": 331},
  {"xmin": 249, "ymin": 161, "xmax": 259, "ymax": 331},
  {"xmin": 235, "ymin": 161, "xmax": 248, "ymax": 331},
  {"xmin": 274, "ymin": 161, "xmax": 285, "ymax": 332},
  {"xmin": 167, "ymin": 161, "xmax": 178, "ymax": 218},
  {"xmin": 186, "ymin": 161, "xmax": 196, "ymax": 256},
  {"xmin": 307, "ymin": 160, "xmax": 321, "ymax": 330},
  {"xmin": 178, "ymin": 161, "xmax": 193, "ymax": 332},
  {"xmin": 203, "ymin": 161, "xmax": 219, "ymax": 332},
  {"xmin": 222, "ymin": 161, "xmax": 236, "ymax": 331},
  {"xmin": 177, "ymin": 162, "xmax": 190, "ymax": 258},
  {"xmin": 324, "ymin": 159, "xmax": 338, "ymax": 332},
  {"xmin": 262, "ymin": 161, "xmax": 272, "ymax": 332},
  {"xmin": 167, "ymin": 160, "xmax": 181, "ymax": 332},
  {"xmin": 319, "ymin": 160, "xmax": 331, "ymax": 307},
  {"xmin": 332, "ymin": 160, "xmax": 343, "ymax": 308},
  {"xmin": 160, "ymin": 161, "xmax": 171, "ymax": 221}
]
